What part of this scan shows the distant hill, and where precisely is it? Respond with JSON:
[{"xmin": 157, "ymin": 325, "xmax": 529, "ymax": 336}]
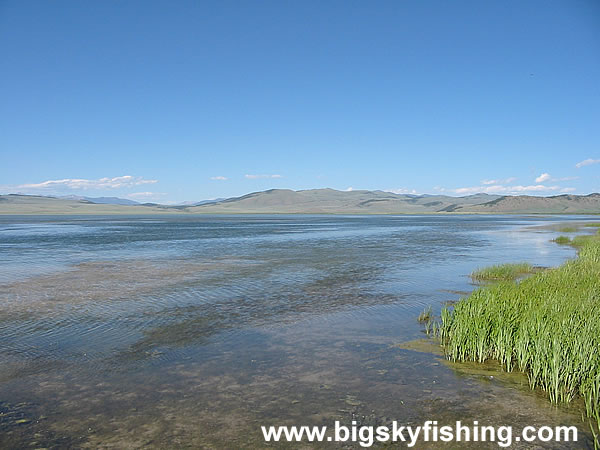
[
  {"xmin": 0, "ymin": 194, "xmax": 171, "ymax": 215},
  {"xmin": 59, "ymin": 195, "xmax": 140, "ymax": 205},
  {"xmin": 458, "ymin": 193, "xmax": 600, "ymax": 214},
  {"xmin": 189, "ymin": 189, "xmax": 600, "ymax": 214},
  {"xmin": 187, "ymin": 189, "xmax": 504, "ymax": 214},
  {"xmin": 189, "ymin": 198, "xmax": 226, "ymax": 206},
  {"xmin": 1, "ymin": 190, "xmax": 599, "ymax": 215}
]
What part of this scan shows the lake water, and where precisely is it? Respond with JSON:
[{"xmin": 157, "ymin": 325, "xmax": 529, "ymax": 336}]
[{"xmin": 0, "ymin": 215, "xmax": 595, "ymax": 448}]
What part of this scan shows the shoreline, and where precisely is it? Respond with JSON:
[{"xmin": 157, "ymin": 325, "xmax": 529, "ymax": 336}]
[{"xmin": 428, "ymin": 224, "xmax": 600, "ymax": 444}]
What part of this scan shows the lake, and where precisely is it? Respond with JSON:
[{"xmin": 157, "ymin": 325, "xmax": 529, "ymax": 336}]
[{"xmin": 0, "ymin": 215, "xmax": 595, "ymax": 448}]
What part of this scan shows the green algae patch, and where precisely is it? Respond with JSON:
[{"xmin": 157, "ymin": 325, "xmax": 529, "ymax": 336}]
[{"xmin": 393, "ymin": 338, "xmax": 444, "ymax": 356}]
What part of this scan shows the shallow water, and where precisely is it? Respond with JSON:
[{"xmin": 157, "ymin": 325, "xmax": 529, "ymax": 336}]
[{"xmin": 0, "ymin": 215, "xmax": 595, "ymax": 448}]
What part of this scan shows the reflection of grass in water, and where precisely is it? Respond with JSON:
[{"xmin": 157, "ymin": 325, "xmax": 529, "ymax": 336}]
[
  {"xmin": 470, "ymin": 263, "xmax": 535, "ymax": 282},
  {"xmin": 438, "ymin": 230, "xmax": 600, "ymax": 445}
]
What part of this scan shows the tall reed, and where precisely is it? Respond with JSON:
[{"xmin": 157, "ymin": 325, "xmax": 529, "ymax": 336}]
[
  {"xmin": 439, "ymin": 230, "xmax": 600, "ymax": 444},
  {"xmin": 470, "ymin": 262, "xmax": 534, "ymax": 281}
]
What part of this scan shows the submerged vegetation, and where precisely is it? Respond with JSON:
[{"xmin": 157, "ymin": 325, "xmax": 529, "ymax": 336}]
[
  {"xmin": 437, "ymin": 229, "xmax": 600, "ymax": 444},
  {"xmin": 470, "ymin": 262, "xmax": 535, "ymax": 281},
  {"xmin": 557, "ymin": 226, "xmax": 577, "ymax": 233}
]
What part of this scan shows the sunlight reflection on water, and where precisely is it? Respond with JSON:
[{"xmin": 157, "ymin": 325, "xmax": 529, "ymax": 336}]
[{"xmin": 0, "ymin": 215, "xmax": 594, "ymax": 448}]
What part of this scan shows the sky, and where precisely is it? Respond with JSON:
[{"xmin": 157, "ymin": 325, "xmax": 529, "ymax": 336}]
[{"xmin": 1, "ymin": 0, "xmax": 599, "ymax": 203}]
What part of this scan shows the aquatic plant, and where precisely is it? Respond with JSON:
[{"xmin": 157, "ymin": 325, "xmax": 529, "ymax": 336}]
[
  {"xmin": 417, "ymin": 306, "xmax": 432, "ymax": 323},
  {"xmin": 439, "ymin": 230, "xmax": 600, "ymax": 445},
  {"xmin": 418, "ymin": 306, "xmax": 434, "ymax": 335},
  {"xmin": 553, "ymin": 235, "xmax": 571, "ymax": 245},
  {"xmin": 470, "ymin": 263, "xmax": 534, "ymax": 282},
  {"xmin": 557, "ymin": 226, "xmax": 577, "ymax": 233}
]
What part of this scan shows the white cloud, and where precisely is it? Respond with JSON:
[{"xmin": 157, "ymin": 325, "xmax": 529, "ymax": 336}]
[
  {"xmin": 481, "ymin": 177, "xmax": 516, "ymax": 185},
  {"xmin": 388, "ymin": 188, "xmax": 419, "ymax": 195},
  {"xmin": 576, "ymin": 158, "xmax": 600, "ymax": 168},
  {"xmin": 560, "ymin": 187, "xmax": 577, "ymax": 193},
  {"xmin": 345, "ymin": 187, "xmax": 354, "ymax": 191},
  {"xmin": 535, "ymin": 173, "xmax": 578, "ymax": 183},
  {"xmin": 509, "ymin": 185, "xmax": 561, "ymax": 192},
  {"xmin": 210, "ymin": 176, "xmax": 228, "ymax": 181},
  {"xmin": 17, "ymin": 175, "xmax": 157, "ymax": 191},
  {"xmin": 453, "ymin": 184, "xmax": 563, "ymax": 195},
  {"xmin": 245, "ymin": 174, "xmax": 283, "ymax": 179}
]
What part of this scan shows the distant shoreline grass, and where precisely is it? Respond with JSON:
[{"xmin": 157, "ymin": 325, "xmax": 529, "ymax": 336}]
[
  {"xmin": 436, "ymin": 229, "xmax": 600, "ymax": 443},
  {"xmin": 470, "ymin": 262, "xmax": 535, "ymax": 282}
]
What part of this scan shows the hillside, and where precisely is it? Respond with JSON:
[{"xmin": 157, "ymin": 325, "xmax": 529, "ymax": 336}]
[
  {"xmin": 0, "ymin": 195, "xmax": 173, "ymax": 215},
  {"xmin": 457, "ymin": 193, "xmax": 600, "ymax": 214},
  {"xmin": 1, "ymin": 190, "xmax": 599, "ymax": 215},
  {"xmin": 187, "ymin": 189, "xmax": 504, "ymax": 214}
]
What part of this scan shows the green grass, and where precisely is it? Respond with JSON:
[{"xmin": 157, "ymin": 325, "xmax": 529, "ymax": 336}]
[
  {"xmin": 557, "ymin": 226, "xmax": 578, "ymax": 232},
  {"xmin": 571, "ymin": 234, "xmax": 597, "ymax": 247},
  {"xmin": 418, "ymin": 306, "xmax": 436, "ymax": 335},
  {"xmin": 438, "ymin": 230, "xmax": 600, "ymax": 444},
  {"xmin": 553, "ymin": 235, "xmax": 571, "ymax": 245},
  {"xmin": 584, "ymin": 223, "xmax": 600, "ymax": 228},
  {"xmin": 417, "ymin": 306, "xmax": 432, "ymax": 323},
  {"xmin": 470, "ymin": 262, "xmax": 535, "ymax": 282}
]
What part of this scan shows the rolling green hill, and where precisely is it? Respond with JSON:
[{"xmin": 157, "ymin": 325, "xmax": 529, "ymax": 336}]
[{"xmin": 2, "ymin": 190, "xmax": 599, "ymax": 215}]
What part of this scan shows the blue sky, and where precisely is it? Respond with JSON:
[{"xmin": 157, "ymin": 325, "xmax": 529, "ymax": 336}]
[{"xmin": 1, "ymin": 0, "xmax": 599, "ymax": 203}]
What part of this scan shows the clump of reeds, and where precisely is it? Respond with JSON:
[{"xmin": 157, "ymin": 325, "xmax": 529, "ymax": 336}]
[
  {"xmin": 553, "ymin": 235, "xmax": 571, "ymax": 245},
  {"xmin": 418, "ymin": 306, "xmax": 436, "ymax": 335},
  {"xmin": 418, "ymin": 306, "xmax": 432, "ymax": 323},
  {"xmin": 470, "ymin": 262, "xmax": 534, "ymax": 282},
  {"xmin": 438, "ymin": 230, "xmax": 600, "ymax": 444}
]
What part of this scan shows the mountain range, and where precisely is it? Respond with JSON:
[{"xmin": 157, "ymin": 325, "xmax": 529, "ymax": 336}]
[
  {"xmin": 1, "ymin": 189, "xmax": 599, "ymax": 215},
  {"xmin": 58, "ymin": 195, "xmax": 141, "ymax": 205}
]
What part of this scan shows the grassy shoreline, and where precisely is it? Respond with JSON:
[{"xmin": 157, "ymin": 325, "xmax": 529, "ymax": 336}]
[
  {"xmin": 470, "ymin": 262, "xmax": 536, "ymax": 282},
  {"xmin": 436, "ymin": 227, "xmax": 600, "ymax": 443}
]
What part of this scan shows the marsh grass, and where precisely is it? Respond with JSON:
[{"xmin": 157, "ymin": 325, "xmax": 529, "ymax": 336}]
[
  {"xmin": 438, "ymin": 230, "xmax": 600, "ymax": 445},
  {"xmin": 417, "ymin": 306, "xmax": 432, "ymax": 323},
  {"xmin": 557, "ymin": 226, "xmax": 577, "ymax": 232},
  {"xmin": 553, "ymin": 236, "xmax": 571, "ymax": 245},
  {"xmin": 418, "ymin": 306, "xmax": 435, "ymax": 335},
  {"xmin": 470, "ymin": 263, "xmax": 535, "ymax": 282}
]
